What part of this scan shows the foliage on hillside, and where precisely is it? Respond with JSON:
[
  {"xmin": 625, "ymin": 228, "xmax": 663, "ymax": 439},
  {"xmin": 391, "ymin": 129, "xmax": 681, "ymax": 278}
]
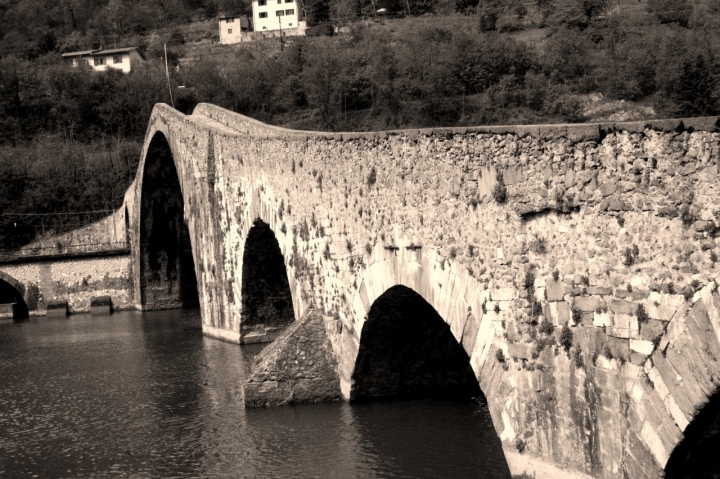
[
  {"xmin": 176, "ymin": 14, "xmax": 720, "ymax": 130},
  {"xmin": 1, "ymin": 0, "xmax": 720, "ymax": 249}
]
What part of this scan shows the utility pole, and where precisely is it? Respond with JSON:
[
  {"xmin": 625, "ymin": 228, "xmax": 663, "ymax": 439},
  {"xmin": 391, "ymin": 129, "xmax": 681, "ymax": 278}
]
[
  {"xmin": 278, "ymin": 17, "xmax": 283, "ymax": 52},
  {"xmin": 164, "ymin": 44, "xmax": 175, "ymax": 109}
]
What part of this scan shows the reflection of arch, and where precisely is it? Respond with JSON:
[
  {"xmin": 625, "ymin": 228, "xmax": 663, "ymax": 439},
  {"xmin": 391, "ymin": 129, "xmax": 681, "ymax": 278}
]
[
  {"xmin": 351, "ymin": 285, "xmax": 480, "ymax": 401},
  {"xmin": 665, "ymin": 389, "xmax": 720, "ymax": 478},
  {"xmin": 240, "ymin": 218, "xmax": 295, "ymax": 336},
  {"xmin": 0, "ymin": 271, "xmax": 29, "ymax": 319},
  {"xmin": 138, "ymin": 132, "xmax": 199, "ymax": 310}
]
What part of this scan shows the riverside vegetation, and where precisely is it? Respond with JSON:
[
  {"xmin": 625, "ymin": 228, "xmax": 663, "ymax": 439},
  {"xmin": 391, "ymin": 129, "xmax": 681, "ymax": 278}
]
[{"xmin": 1, "ymin": 0, "xmax": 719, "ymax": 248}]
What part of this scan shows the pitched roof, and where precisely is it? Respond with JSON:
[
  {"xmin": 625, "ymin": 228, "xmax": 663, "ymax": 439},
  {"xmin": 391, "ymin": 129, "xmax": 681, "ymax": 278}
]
[
  {"xmin": 93, "ymin": 47, "xmax": 139, "ymax": 55},
  {"xmin": 61, "ymin": 49, "xmax": 98, "ymax": 57}
]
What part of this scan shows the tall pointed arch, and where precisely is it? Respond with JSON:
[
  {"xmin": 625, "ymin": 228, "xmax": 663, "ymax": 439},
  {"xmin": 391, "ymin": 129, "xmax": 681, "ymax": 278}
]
[{"xmin": 138, "ymin": 132, "xmax": 199, "ymax": 310}]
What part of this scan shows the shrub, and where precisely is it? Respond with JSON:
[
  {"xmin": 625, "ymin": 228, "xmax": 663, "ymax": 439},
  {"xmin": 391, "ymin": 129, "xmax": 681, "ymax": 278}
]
[
  {"xmin": 367, "ymin": 167, "xmax": 377, "ymax": 187},
  {"xmin": 496, "ymin": 348, "xmax": 506, "ymax": 363},
  {"xmin": 560, "ymin": 324, "xmax": 573, "ymax": 352},
  {"xmin": 683, "ymin": 287, "xmax": 694, "ymax": 302},
  {"xmin": 603, "ymin": 345, "xmax": 613, "ymax": 360},
  {"xmin": 681, "ymin": 204, "xmax": 695, "ymax": 228},
  {"xmin": 573, "ymin": 347, "xmax": 584, "ymax": 368},
  {"xmin": 623, "ymin": 247, "xmax": 634, "ymax": 267},
  {"xmin": 524, "ymin": 270, "xmax": 536, "ymax": 290},
  {"xmin": 492, "ymin": 173, "xmax": 508, "ymax": 204},
  {"xmin": 537, "ymin": 237, "xmax": 547, "ymax": 254},
  {"xmin": 646, "ymin": 0, "xmax": 692, "ymax": 27},
  {"xmin": 539, "ymin": 320, "xmax": 554, "ymax": 336},
  {"xmin": 306, "ymin": 24, "xmax": 334, "ymax": 37},
  {"xmin": 572, "ymin": 306, "xmax": 582, "ymax": 324},
  {"xmin": 636, "ymin": 304, "xmax": 649, "ymax": 323}
]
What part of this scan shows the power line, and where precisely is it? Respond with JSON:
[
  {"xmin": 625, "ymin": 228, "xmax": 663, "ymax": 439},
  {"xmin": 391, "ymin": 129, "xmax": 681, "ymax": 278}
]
[{"xmin": 1, "ymin": 210, "xmax": 115, "ymax": 217}]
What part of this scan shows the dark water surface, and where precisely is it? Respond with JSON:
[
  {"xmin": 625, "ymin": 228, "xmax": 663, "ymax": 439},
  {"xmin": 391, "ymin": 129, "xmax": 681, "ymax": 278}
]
[{"xmin": 0, "ymin": 310, "xmax": 511, "ymax": 479}]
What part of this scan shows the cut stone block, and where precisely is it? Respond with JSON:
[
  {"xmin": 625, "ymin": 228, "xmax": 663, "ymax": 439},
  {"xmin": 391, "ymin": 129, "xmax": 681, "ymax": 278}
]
[
  {"xmin": 46, "ymin": 300, "xmax": 68, "ymax": 317},
  {"xmin": 90, "ymin": 296, "xmax": 113, "ymax": 315}
]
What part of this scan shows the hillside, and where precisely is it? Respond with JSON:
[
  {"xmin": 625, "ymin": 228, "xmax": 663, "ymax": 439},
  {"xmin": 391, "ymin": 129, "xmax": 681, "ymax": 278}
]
[{"xmin": 1, "ymin": 0, "xmax": 720, "ymax": 249}]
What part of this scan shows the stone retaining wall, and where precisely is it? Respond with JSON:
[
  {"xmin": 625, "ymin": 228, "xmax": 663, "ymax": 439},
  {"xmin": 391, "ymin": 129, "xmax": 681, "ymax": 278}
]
[{"xmin": 0, "ymin": 255, "xmax": 133, "ymax": 314}]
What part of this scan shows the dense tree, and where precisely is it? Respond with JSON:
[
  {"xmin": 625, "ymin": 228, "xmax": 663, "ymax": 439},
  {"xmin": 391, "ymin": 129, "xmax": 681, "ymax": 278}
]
[
  {"xmin": 646, "ymin": 0, "xmax": 692, "ymax": 26},
  {"xmin": 673, "ymin": 55, "xmax": 718, "ymax": 116},
  {"xmin": 1, "ymin": 13, "xmax": 719, "ymax": 249}
]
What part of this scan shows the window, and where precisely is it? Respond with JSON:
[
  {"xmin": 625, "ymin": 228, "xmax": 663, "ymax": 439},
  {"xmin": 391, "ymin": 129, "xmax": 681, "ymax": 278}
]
[
  {"xmin": 228, "ymin": 29, "xmax": 232, "ymax": 34},
  {"xmin": 94, "ymin": 57, "xmax": 105, "ymax": 66},
  {"xmin": 259, "ymin": 11, "xmax": 267, "ymax": 17},
  {"xmin": 285, "ymin": 0, "xmax": 293, "ymax": 3},
  {"xmin": 285, "ymin": 9, "xmax": 294, "ymax": 14},
  {"xmin": 276, "ymin": 9, "xmax": 284, "ymax": 15},
  {"xmin": 258, "ymin": 0, "xmax": 266, "ymax": 5},
  {"xmin": 113, "ymin": 55, "xmax": 122, "ymax": 64},
  {"xmin": 277, "ymin": 0, "xmax": 281, "ymax": 3},
  {"xmin": 288, "ymin": 23, "xmax": 293, "ymax": 26},
  {"xmin": 226, "ymin": 17, "xmax": 233, "ymax": 23}
]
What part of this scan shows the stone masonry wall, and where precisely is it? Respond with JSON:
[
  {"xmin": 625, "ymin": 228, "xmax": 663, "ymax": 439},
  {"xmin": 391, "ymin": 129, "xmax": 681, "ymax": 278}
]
[
  {"xmin": 0, "ymin": 255, "xmax": 133, "ymax": 313},
  {"xmin": 15, "ymin": 206, "xmax": 129, "ymax": 258},
  {"xmin": 141, "ymin": 103, "xmax": 720, "ymax": 479}
]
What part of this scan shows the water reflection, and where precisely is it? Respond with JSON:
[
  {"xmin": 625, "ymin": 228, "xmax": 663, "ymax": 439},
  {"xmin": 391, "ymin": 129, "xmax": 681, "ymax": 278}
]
[{"xmin": 0, "ymin": 310, "xmax": 510, "ymax": 479}]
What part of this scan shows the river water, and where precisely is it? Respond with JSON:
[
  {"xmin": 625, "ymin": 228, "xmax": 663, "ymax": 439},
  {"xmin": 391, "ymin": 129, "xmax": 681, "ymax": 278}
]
[{"xmin": 0, "ymin": 310, "xmax": 511, "ymax": 479}]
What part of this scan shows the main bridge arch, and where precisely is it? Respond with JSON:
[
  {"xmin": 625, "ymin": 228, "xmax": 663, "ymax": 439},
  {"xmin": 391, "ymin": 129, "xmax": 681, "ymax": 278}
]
[{"xmin": 135, "ymin": 131, "xmax": 199, "ymax": 311}]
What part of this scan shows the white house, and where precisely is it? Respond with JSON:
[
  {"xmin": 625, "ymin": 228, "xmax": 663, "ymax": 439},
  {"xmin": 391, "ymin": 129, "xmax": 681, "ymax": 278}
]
[
  {"xmin": 62, "ymin": 47, "xmax": 144, "ymax": 73},
  {"xmin": 219, "ymin": 14, "xmax": 251, "ymax": 44},
  {"xmin": 252, "ymin": 0, "xmax": 300, "ymax": 32}
]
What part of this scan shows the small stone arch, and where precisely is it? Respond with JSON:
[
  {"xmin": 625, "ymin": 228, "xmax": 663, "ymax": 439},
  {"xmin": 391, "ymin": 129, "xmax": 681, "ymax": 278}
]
[
  {"xmin": 239, "ymin": 218, "xmax": 295, "ymax": 342},
  {"xmin": 0, "ymin": 271, "xmax": 29, "ymax": 320}
]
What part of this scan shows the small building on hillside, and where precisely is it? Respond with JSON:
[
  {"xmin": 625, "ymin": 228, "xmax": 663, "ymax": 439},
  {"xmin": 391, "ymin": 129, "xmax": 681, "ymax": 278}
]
[
  {"xmin": 61, "ymin": 49, "xmax": 96, "ymax": 68},
  {"xmin": 219, "ymin": 14, "xmax": 251, "ymax": 44},
  {"xmin": 62, "ymin": 47, "xmax": 145, "ymax": 73},
  {"xmin": 252, "ymin": 0, "xmax": 302, "ymax": 33}
]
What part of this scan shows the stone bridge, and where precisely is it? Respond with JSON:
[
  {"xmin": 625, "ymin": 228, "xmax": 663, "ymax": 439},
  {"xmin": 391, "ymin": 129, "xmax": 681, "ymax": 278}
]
[{"xmin": 4, "ymin": 102, "xmax": 720, "ymax": 478}]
